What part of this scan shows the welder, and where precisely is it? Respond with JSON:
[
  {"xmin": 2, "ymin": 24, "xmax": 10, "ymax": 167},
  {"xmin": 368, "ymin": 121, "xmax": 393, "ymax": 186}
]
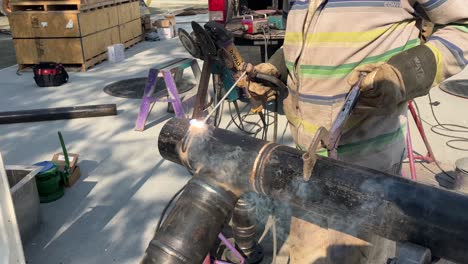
[{"xmin": 238, "ymin": 1, "xmax": 468, "ymax": 263}]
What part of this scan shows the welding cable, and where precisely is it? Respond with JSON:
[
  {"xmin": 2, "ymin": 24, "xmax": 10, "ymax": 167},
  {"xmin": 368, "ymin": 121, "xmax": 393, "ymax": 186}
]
[
  {"xmin": 280, "ymin": 122, "xmax": 290, "ymax": 145},
  {"xmin": 412, "ymin": 99, "xmax": 459, "ymax": 180},
  {"xmin": 427, "ymin": 93, "xmax": 468, "ymax": 151},
  {"xmin": 228, "ymin": 101, "xmax": 262, "ymax": 135},
  {"xmin": 413, "ymin": 95, "xmax": 468, "ymax": 152},
  {"xmin": 261, "ymin": 26, "xmax": 270, "ymax": 62},
  {"xmin": 262, "ymin": 110, "xmax": 269, "ymax": 140},
  {"xmin": 156, "ymin": 186, "xmax": 186, "ymax": 232}
]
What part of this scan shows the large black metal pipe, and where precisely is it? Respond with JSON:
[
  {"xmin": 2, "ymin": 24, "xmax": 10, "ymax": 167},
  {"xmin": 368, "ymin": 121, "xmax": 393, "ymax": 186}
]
[
  {"xmin": 142, "ymin": 178, "xmax": 237, "ymax": 264},
  {"xmin": 0, "ymin": 104, "xmax": 117, "ymax": 124},
  {"xmin": 147, "ymin": 118, "xmax": 468, "ymax": 264}
]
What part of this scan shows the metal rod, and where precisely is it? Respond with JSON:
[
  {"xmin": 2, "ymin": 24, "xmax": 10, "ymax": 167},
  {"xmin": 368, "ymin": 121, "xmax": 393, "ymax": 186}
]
[
  {"xmin": 58, "ymin": 131, "xmax": 70, "ymax": 171},
  {"xmin": 218, "ymin": 233, "xmax": 245, "ymax": 264},
  {"xmin": 192, "ymin": 59, "xmax": 213, "ymax": 120},
  {"xmin": 406, "ymin": 118, "xmax": 417, "ymax": 180},
  {"xmin": 203, "ymin": 71, "xmax": 246, "ymax": 123},
  {"xmin": 233, "ymin": 101, "xmax": 245, "ymax": 130},
  {"xmin": 408, "ymin": 100, "xmax": 436, "ymax": 163},
  {"xmin": 0, "ymin": 104, "xmax": 117, "ymax": 124}
]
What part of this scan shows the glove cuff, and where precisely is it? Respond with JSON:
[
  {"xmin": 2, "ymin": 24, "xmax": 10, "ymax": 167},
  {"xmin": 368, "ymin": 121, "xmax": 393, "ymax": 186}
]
[
  {"xmin": 387, "ymin": 45, "xmax": 437, "ymax": 101},
  {"xmin": 267, "ymin": 48, "xmax": 288, "ymax": 83}
]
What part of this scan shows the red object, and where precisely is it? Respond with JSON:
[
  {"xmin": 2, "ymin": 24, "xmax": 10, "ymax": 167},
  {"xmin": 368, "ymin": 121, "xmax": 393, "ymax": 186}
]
[
  {"xmin": 36, "ymin": 68, "xmax": 58, "ymax": 75},
  {"xmin": 406, "ymin": 123, "xmax": 417, "ymax": 180},
  {"xmin": 241, "ymin": 16, "xmax": 268, "ymax": 34},
  {"xmin": 406, "ymin": 100, "xmax": 437, "ymax": 181},
  {"xmin": 241, "ymin": 19, "xmax": 254, "ymax": 34},
  {"xmin": 408, "ymin": 100, "xmax": 436, "ymax": 163},
  {"xmin": 209, "ymin": 0, "xmax": 227, "ymax": 23}
]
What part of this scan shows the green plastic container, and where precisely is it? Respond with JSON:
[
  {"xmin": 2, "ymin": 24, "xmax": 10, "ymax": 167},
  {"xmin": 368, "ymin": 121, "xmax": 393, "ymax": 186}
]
[{"xmin": 34, "ymin": 161, "xmax": 64, "ymax": 203}]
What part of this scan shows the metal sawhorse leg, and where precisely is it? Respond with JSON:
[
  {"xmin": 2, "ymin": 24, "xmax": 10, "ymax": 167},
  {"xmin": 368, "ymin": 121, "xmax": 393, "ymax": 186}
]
[{"xmin": 135, "ymin": 58, "xmax": 201, "ymax": 131}]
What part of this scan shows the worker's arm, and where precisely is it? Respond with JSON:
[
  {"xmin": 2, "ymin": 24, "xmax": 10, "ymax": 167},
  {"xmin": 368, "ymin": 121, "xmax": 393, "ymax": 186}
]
[
  {"xmin": 348, "ymin": 3, "xmax": 468, "ymax": 114},
  {"xmin": 266, "ymin": 47, "xmax": 288, "ymax": 84},
  {"xmin": 417, "ymin": 0, "xmax": 468, "ymax": 86},
  {"xmin": 237, "ymin": 47, "xmax": 288, "ymax": 101}
]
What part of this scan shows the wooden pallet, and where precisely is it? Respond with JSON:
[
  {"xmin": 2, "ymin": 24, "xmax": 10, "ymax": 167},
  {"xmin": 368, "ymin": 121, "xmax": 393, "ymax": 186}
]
[
  {"xmin": 18, "ymin": 50, "xmax": 109, "ymax": 72},
  {"xmin": 123, "ymin": 35, "xmax": 143, "ymax": 48},
  {"xmin": 18, "ymin": 35, "xmax": 143, "ymax": 72},
  {"xmin": 11, "ymin": 1, "xmax": 80, "ymax": 12}
]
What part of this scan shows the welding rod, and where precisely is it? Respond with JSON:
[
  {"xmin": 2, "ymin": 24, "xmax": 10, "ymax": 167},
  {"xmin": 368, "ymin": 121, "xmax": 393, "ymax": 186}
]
[{"xmin": 203, "ymin": 71, "xmax": 247, "ymax": 123}]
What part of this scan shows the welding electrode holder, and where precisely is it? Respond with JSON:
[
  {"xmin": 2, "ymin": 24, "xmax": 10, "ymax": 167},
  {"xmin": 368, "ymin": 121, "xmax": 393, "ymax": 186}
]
[
  {"xmin": 302, "ymin": 73, "xmax": 366, "ymax": 181},
  {"xmin": 241, "ymin": 63, "xmax": 288, "ymax": 114}
]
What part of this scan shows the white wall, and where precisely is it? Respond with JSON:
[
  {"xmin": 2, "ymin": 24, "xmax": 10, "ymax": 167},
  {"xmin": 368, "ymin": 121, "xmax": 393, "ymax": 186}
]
[{"xmin": 0, "ymin": 154, "xmax": 25, "ymax": 264}]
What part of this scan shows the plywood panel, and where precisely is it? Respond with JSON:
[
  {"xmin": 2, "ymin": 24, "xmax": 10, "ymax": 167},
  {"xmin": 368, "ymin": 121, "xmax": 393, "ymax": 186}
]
[
  {"xmin": 82, "ymin": 26, "xmax": 120, "ymax": 60},
  {"xmin": 117, "ymin": 1, "xmax": 139, "ymax": 24},
  {"xmin": 119, "ymin": 18, "xmax": 142, "ymax": 43},
  {"xmin": 9, "ymin": 12, "xmax": 80, "ymax": 38},
  {"xmin": 14, "ymin": 38, "xmax": 84, "ymax": 64},
  {"xmin": 78, "ymin": 5, "xmax": 118, "ymax": 36}
]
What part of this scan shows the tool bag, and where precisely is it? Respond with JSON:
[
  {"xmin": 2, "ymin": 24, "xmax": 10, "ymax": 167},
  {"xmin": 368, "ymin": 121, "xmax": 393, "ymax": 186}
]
[{"xmin": 33, "ymin": 62, "xmax": 69, "ymax": 87}]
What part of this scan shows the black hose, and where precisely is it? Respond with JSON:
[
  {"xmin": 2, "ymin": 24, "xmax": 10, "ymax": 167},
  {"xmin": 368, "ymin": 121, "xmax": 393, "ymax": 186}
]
[{"xmin": 255, "ymin": 73, "xmax": 288, "ymax": 93}]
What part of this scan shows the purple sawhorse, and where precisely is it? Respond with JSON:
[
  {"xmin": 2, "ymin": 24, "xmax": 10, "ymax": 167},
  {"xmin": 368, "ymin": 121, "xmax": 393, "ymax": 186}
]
[
  {"xmin": 135, "ymin": 58, "xmax": 201, "ymax": 131},
  {"xmin": 203, "ymin": 233, "xmax": 246, "ymax": 264}
]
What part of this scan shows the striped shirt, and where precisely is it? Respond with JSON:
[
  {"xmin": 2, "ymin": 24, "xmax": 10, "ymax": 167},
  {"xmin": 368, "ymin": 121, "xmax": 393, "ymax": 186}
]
[{"xmin": 282, "ymin": 0, "xmax": 468, "ymax": 171}]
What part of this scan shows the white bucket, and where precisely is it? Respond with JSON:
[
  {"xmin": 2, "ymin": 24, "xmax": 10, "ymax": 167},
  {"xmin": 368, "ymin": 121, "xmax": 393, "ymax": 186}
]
[
  {"xmin": 107, "ymin": 44, "xmax": 125, "ymax": 63},
  {"xmin": 158, "ymin": 27, "xmax": 174, "ymax": 40}
]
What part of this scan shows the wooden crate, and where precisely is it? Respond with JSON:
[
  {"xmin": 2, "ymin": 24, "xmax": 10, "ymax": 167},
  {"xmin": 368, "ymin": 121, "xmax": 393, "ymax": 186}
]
[
  {"xmin": 8, "ymin": 6, "xmax": 119, "ymax": 38},
  {"xmin": 10, "ymin": 0, "xmax": 141, "ymax": 71},
  {"xmin": 117, "ymin": 1, "xmax": 139, "ymax": 24},
  {"xmin": 119, "ymin": 18, "xmax": 142, "ymax": 44},
  {"xmin": 14, "ymin": 26, "xmax": 120, "ymax": 71},
  {"xmin": 8, "ymin": 0, "xmax": 137, "ymax": 13}
]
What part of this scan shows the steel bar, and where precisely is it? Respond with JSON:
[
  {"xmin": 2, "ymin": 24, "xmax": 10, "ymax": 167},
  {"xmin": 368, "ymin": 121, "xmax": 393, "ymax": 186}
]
[
  {"xmin": 148, "ymin": 118, "xmax": 468, "ymax": 264},
  {"xmin": 192, "ymin": 59, "xmax": 213, "ymax": 120},
  {"xmin": 0, "ymin": 104, "xmax": 117, "ymax": 124},
  {"xmin": 203, "ymin": 71, "xmax": 246, "ymax": 123}
]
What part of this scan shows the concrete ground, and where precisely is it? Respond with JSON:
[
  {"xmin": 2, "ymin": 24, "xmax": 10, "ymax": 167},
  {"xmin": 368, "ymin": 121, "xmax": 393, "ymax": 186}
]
[
  {"xmin": 0, "ymin": 16, "xmax": 15, "ymax": 69},
  {"xmin": 0, "ymin": 38, "xmax": 203, "ymax": 264},
  {"xmin": 1, "ymin": 12, "xmax": 468, "ymax": 264}
]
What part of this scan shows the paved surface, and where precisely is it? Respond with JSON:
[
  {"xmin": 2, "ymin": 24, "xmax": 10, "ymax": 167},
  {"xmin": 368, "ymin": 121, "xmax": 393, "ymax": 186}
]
[
  {"xmin": 0, "ymin": 34, "xmax": 15, "ymax": 69},
  {"xmin": 0, "ymin": 38, "xmax": 201, "ymax": 264},
  {"xmin": 0, "ymin": 16, "xmax": 15, "ymax": 69},
  {"xmin": 0, "ymin": 11, "xmax": 468, "ymax": 263}
]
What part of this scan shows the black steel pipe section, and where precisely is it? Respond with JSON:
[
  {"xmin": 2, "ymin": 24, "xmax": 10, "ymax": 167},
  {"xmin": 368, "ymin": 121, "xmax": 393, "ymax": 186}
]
[
  {"xmin": 149, "ymin": 118, "xmax": 468, "ymax": 264},
  {"xmin": 141, "ymin": 178, "xmax": 237, "ymax": 264},
  {"xmin": 232, "ymin": 197, "xmax": 258, "ymax": 257},
  {"xmin": 0, "ymin": 104, "xmax": 117, "ymax": 124}
]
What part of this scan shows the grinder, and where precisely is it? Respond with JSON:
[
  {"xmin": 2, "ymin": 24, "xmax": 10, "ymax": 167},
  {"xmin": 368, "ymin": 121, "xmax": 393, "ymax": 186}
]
[{"xmin": 203, "ymin": 21, "xmax": 267, "ymax": 114}]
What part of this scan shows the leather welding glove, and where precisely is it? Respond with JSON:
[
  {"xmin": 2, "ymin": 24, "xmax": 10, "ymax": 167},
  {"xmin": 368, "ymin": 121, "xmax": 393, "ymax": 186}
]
[
  {"xmin": 237, "ymin": 62, "xmax": 279, "ymax": 102},
  {"xmin": 348, "ymin": 45, "xmax": 437, "ymax": 115}
]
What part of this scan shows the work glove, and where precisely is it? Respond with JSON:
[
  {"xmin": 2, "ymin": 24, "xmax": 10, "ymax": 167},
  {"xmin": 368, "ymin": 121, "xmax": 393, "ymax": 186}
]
[
  {"xmin": 347, "ymin": 62, "xmax": 405, "ymax": 115},
  {"xmin": 237, "ymin": 63, "xmax": 279, "ymax": 102},
  {"xmin": 347, "ymin": 45, "xmax": 437, "ymax": 115}
]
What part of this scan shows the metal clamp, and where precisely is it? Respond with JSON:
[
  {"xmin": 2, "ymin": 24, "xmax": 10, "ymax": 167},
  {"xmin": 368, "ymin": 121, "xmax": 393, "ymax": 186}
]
[{"xmin": 302, "ymin": 127, "xmax": 330, "ymax": 181}]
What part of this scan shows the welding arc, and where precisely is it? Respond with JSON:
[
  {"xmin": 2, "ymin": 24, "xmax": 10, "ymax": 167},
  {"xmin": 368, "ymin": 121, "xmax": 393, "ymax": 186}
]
[{"xmin": 203, "ymin": 71, "xmax": 247, "ymax": 123}]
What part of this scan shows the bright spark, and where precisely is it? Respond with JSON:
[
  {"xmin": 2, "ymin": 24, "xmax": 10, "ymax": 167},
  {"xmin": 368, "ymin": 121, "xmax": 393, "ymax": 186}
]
[{"xmin": 189, "ymin": 119, "xmax": 207, "ymax": 129}]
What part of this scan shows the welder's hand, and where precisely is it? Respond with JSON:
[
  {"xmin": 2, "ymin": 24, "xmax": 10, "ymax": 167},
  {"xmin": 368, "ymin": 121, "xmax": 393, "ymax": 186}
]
[
  {"xmin": 348, "ymin": 62, "xmax": 406, "ymax": 115},
  {"xmin": 237, "ymin": 63, "xmax": 279, "ymax": 102}
]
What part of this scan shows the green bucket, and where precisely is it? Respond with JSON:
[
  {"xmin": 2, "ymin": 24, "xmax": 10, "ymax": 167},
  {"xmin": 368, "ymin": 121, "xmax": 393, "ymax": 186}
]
[{"xmin": 34, "ymin": 161, "xmax": 64, "ymax": 203}]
